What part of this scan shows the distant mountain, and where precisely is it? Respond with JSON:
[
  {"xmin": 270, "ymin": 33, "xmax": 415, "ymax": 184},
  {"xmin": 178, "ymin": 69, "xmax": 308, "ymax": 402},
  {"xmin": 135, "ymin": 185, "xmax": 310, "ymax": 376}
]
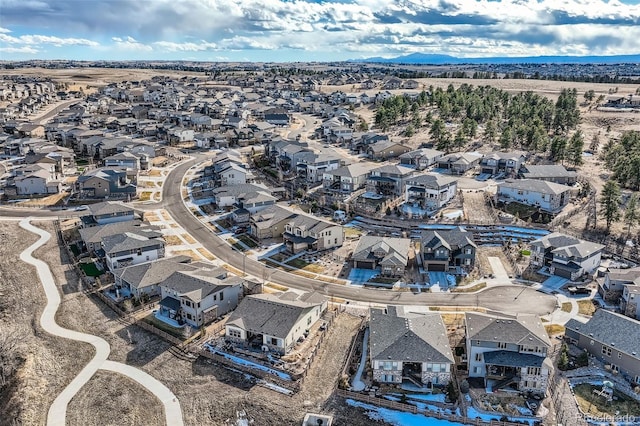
[{"xmin": 352, "ymin": 52, "xmax": 640, "ymax": 65}]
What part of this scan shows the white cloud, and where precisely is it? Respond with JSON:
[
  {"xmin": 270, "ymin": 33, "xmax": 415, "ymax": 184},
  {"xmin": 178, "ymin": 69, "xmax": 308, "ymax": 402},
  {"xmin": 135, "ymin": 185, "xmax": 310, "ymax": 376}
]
[
  {"xmin": 0, "ymin": 46, "xmax": 39, "ymax": 54},
  {"xmin": 0, "ymin": 33, "xmax": 98, "ymax": 46},
  {"xmin": 111, "ymin": 36, "xmax": 153, "ymax": 52},
  {"xmin": 154, "ymin": 40, "xmax": 218, "ymax": 52}
]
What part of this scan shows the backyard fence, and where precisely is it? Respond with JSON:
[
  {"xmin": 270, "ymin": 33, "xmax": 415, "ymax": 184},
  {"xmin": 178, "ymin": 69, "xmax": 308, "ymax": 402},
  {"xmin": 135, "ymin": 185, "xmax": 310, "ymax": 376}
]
[{"xmin": 336, "ymin": 389, "xmax": 531, "ymax": 426}]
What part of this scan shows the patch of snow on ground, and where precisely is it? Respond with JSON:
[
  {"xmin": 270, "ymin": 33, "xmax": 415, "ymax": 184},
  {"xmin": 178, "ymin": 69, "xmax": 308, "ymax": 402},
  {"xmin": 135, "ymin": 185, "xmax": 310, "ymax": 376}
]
[
  {"xmin": 351, "ymin": 328, "xmax": 369, "ymax": 391},
  {"xmin": 408, "ymin": 393, "xmax": 446, "ymax": 403},
  {"xmin": 346, "ymin": 399, "xmax": 465, "ymax": 426},
  {"xmin": 465, "ymin": 407, "xmax": 536, "ymax": 425},
  {"xmin": 204, "ymin": 345, "xmax": 292, "ymax": 380}
]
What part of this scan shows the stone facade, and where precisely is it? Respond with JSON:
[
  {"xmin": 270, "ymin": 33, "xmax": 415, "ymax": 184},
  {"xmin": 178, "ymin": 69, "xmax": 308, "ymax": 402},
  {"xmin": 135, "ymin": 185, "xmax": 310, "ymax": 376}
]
[
  {"xmin": 421, "ymin": 371, "xmax": 451, "ymax": 386},
  {"xmin": 373, "ymin": 368, "xmax": 403, "ymax": 384},
  {"xmin": 518, "ymin": 367, "xmax": 550, "ymax": 394}
]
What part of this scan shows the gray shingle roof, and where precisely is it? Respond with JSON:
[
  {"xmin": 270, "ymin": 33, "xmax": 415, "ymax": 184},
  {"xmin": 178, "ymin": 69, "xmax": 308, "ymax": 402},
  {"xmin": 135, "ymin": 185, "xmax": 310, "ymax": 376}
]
[
  {"xmin": 369, "ymin": 306, "xmax": 454, "ymax": 363},
  {"xmin": 101, "ymin": 232, "xmax": 164, "ymax": 255},
  {"xmin": 483, "ymin": 350, "xmax": 546, "ymax": 368},
  {"xmin": 465, "ymin": 312, "xmax": 551, "ymax": 348},
  {"xmin": 80, "ymin": 220, "xmax": 161, "ymax": 245},
  {"xmin": 521, "ymin": 165, "xmax": 577, "ymax": 179},
  {"xmin": 421, "ymin": 227, "xmax": 476, "ymax": 250},
  {"xmin": 352, "ymin": 236, "xmax": 411, "ymax": 266},
  {"xmin": 498, "ymin": 179, "xmax": 572, "ymax": 195},
  {"xmin": 159, "ymin": 270, "xmax": 238, "ymax": 303},
  {"xmin": 226, "ymin": 291, "xmax": 326, "ymax": 339},
  {"xmin": 116, "ymin": 256, "xmax": 201, "ymax": 290},
  {"xmin": 406, "ymin": 173, "xmax": 457, "ymax": 189},
  {"xmin": 531, "ymin": 232, "xmax": 604, "ymax": 258},
  {"xmin": 565, "ymin": 309, "xmax": 640, "ymax": 358},
  {"xmin": 88, "ymin": 201, "xmax": 135, "ymax": 217}
]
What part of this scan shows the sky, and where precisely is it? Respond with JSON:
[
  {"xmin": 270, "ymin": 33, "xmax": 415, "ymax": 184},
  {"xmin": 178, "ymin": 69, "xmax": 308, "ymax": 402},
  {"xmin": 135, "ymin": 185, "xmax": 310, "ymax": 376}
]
[{"xmin": 1, "ymin": 0, "xmax": 640, "ymax": 62}]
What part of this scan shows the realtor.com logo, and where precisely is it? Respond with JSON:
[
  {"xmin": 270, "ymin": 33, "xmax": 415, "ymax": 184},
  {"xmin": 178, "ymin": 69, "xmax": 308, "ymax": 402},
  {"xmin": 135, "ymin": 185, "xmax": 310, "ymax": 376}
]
[{"xmin": 578, "ymin": 413, "xmax": 637, "ymax": 424}]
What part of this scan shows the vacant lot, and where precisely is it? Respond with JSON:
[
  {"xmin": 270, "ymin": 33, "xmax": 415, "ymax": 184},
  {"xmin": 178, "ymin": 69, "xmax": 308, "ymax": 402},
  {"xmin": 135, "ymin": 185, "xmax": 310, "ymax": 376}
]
[{"xmin": 0, "ymin": 221, "xmax": 93, "ymax": 425}]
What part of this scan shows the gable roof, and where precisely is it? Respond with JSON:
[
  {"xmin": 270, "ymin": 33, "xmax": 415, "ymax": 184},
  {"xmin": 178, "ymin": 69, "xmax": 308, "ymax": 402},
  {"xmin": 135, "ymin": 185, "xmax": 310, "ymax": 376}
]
[
  {"xmin": 159, "ymin": 270, "xmax": 241, "ymax": 303},
  {"xmin": 565, "ymin": 309, "xmax": 640, "ymax": 358},
  {"xmin": 80, "ymin": 220, "xmax": 160, "ymax": 244},
  {"xmin": 421, "ymin": 227, "xmax": 476, "ymax": 250},
  {"xmin": 101, "ymin": 232, "xmax": 164, "ymax": 255},
  {"xmin": 369, "ymin": 306, "xmax": 454, "ymax": 363},
  {"xmin": 498, "ymin": 179, "xmax": 572, "ymax": 195},
  {"xmin": 116, "ymin": 256, "xmax": 207, "ymax": 290},
  {"xmin": 226, "ymin": 291, "xmax": 326, "ymax": 339},
  {"xmin": 531, "ymin": 232, "xmax": 604, "ymax": 258},
  {"xmin": 521, "ymin": 165, "xmax": 578, "ymax": 179},
  {"xmin": 87, "ymin": 201, "xmax": 135, "ymax": 217},
  {"xmin": 465, "ymin": 312, "xmax": 551, "ymax": 348},
  {"xmin": 352, "ymin": 236, "xmax": 411, "ymax": 266}
]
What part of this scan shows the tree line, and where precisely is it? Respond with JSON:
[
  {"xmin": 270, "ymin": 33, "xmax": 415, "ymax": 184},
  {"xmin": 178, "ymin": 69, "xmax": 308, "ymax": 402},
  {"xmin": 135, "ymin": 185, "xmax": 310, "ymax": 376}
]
[{"xmin": 374, "ymin": 84, "xmax": 582, "ymax": 162}]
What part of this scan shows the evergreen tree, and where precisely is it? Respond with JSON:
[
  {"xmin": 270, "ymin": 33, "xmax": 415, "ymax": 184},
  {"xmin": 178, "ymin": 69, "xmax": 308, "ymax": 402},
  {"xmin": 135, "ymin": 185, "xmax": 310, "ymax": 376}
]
[
  {"xmin": 550, "ymin": 136, "xmax": 568, "ymax": 163},
  {"xmin": 500, "ymin": 127, "xmax": 513, "ymax": 149},
  {"xmin": 625, "ymin": 193, "xmax": 640, "ymax": 235},
  {"xmin": 600, "ymin": 180, "xmax": 622, "ymax": 232},
  {"xmin": 430, "ymin": 119, "xmax": 445, "ymax": 145},
  {"xmin": 567, "ymin": 130, "xmax": 585, "ymax": 166}
]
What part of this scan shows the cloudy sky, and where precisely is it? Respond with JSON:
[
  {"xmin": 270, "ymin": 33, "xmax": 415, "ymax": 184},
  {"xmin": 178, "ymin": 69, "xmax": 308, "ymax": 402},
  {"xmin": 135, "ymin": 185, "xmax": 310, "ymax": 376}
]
[{"xmin": 1, "ymin": 0, "xmax": 640, "ymax": 62}]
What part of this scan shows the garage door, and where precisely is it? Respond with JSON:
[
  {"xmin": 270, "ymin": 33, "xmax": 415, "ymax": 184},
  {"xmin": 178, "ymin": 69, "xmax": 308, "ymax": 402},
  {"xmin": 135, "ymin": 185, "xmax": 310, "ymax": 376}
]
[{"xmin": 427, "ymin": 263, "xmax": 446, "ymax": 271}]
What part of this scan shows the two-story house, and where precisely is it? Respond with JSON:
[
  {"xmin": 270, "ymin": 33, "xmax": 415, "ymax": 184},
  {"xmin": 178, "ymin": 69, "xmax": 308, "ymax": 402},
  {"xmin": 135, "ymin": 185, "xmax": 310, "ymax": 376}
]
[
  {"xmin": 404, "ymin": 173, "xmax": 458, "ymax": 212},
  {"xmin": 520, "ymin": 165, "xmax": 578, "ymax": 185},
  {"xmin": 366, "ymin": 140, "xmax": 411, "ymax": 161},
  {"xmin": 479, "ymin": 151, "xmax": 527, "ymax": 176},
  {"xmin": 365, "ymin": 164, "xmax": 415, "ymax": 197},
  {"xmin": 282, "ymin": 214, "xmax": 344, "ymax": 254},
  {"xmin": 225, "ymin": 291, "xmax": 327, "ymax": 355},
  {"xmin": 437, "ymin": 152, "xmax": 483, "ymax": 175},
  {"xmin": 80, "ymin": 201, "xmax": 136, "ymax": 228},
  {"xmin": 597, "ymin": 267, "xmax": 640, "ymax": 303},
  {"xmin": 466, "ymin": 312, "xmax": 552, "ymax": 395},
  {"xmin": 158, "ymin": 270, "xmax": 242, "ymax": 329},
  {"xmin": 565, "ymin": 309, "xmax": 640, "ymax": 385},
  {"xmin": 421, "ymin": 227, "xmax": 477, "ymax": 273},
  {"xmin": 529, "ymin": 232, "xmax": 604, "ymax": 280},
  {"xmin": 101, "ymin": 231, "xmax": 165, "ymax": 271},
  {"xmin": 622, "ymin": 285, "xmax": 640, "ymax": 320},
  {"xmin": 295, "ymin": 151, "xmax": 343, "ymax": 183},
  {"xmin": 496, "ymin": 179, "xmax": 572, "ymax": 214},
  {"xmin": 370, "ymin": 306, "xmax": 454, "ymax": 387},
  {"xmin": 399, "ymin": 148, "xmax": 444, "ymax": 170},
  {"xmin": 79, "ymin": 220, "xmax": 160, "ymax": 253},
  {"xmin": 322, "ymin": 163, "xmax": 376, "ymax": 194},
  {"xmin": 351, "ymin": 236, "xmax": 411, "ymax": 277},
  {"xmin": 76, "ymin": 167, "xmax": 137, "ymax": 199},
  {"xmin": 249, "ymin": 204, "xmax": 298, "ymax": 241}
]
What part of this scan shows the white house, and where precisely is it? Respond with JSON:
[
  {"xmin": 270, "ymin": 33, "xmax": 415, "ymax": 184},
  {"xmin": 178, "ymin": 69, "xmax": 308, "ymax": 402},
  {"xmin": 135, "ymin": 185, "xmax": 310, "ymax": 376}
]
[
  {"xmin": 225, "ymin": 291, "xmax": 327, "ymax": 355},
  {"xmin": 14, "ymin": 167, "xmax": 60, "ymax": 196},
  {"xmin": 496, "ymin": 179, "xmax": 572, "ymax": 213},
  {"xmin": 466, "ymin": 312, "xmax": 552, "ymax": 395},
  {"xmin": 404, "ymin": 173, "xmax": 457, "ymax": 211},
  {"xmin": 158, "ymin": 270, "xmax": 242, "ymax": 328},
  {"xmin": 101, "ymin": 232, "xmax": 165, "ymax": 271},
  {"xmin": 529, "ymin": 232, "xmax": 604, "ymax": 280},
  {"xmin": 283, "ymin": 214, "xmax": 344, "ymax": 254}
]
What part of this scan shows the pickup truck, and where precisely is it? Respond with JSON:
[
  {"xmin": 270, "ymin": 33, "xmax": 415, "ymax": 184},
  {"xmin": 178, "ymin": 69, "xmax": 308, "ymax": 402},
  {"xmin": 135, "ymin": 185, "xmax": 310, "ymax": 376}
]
[{"xmin": 567, "ymin": 285, "xmax": 590, "ymax": 295}]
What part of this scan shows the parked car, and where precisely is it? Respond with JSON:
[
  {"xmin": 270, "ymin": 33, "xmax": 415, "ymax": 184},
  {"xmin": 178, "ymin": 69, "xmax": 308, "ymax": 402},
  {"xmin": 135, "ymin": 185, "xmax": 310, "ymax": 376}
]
[{"xmin": 568, "ymin": 286, "xmax": 590, "ymax": 295}]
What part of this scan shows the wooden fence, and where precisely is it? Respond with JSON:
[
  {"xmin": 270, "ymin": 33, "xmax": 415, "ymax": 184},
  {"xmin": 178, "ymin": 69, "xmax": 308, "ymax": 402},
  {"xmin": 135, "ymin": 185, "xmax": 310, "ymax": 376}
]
[{"xmin": 336, "ymin": 389, "xmax": 534, "ymax": 426}]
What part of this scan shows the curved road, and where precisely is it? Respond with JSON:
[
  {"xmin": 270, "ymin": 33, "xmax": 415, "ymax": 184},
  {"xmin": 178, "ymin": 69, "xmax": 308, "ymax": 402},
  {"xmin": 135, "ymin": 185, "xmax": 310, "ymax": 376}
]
[
  {"xmin": 161, "ymin": 159, "xmax": 556, "ymax": 316},
  {"xmin": 19, "ymin": 219, "xmax": 184, "ymax": 426}
]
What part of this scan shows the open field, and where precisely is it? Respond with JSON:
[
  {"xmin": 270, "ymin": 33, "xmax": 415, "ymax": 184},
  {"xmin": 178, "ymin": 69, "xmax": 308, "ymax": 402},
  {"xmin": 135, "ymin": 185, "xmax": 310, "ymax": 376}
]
[{"xmin": 0, "ymin": 221, "xmax": 93, "ymax": 425}]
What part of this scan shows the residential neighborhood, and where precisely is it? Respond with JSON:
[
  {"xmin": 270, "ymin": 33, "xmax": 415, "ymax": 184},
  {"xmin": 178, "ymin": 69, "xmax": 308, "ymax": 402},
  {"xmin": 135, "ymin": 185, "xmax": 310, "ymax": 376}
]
[{"xmin": 2, "ymin": 64, "xmax": 640, "ymax": 426}]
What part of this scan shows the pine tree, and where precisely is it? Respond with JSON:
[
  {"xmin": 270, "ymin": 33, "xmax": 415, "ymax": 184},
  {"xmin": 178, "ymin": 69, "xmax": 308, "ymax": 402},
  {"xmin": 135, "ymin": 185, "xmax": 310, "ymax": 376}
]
[
  {"xmin": 600, "ymin": 180, "xmax": 622, "ymax": 232},
  {"xmin": 625, "ymin": 193, "xmax": 639, "ymax": 236},
  {"xmin": 568, "ymin": 130, "xmax": 585, "ymax": 166}
]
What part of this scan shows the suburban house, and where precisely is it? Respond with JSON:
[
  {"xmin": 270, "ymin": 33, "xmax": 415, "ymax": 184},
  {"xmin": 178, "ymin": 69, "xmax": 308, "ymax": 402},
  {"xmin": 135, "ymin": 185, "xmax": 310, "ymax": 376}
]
[
  {"xmin": 322, "ymin": 163, "xmax": 376, "ymax": 194},
  {"xmin": 225, "ymin": 291, "xmax": 328, "ymax": 355},
  {"xmin": 114, "ymin": 255, "xmax": 206, "ymax": 299},
  {"xmin": 249, "ymin": 204, "xmax": 298, "ymax": 241},
  {"xmin": 520, "ymin": 165, "xmax": 578, "ymax": 185},
  {"xmin": 295, "ymin": 151, "xmax": 343, "ymax": 183},
  {"xmin": 366, "ymin": 140, "xmax": 411, "ymax": 161},
  {"xmin": 76, "ymin": 167, "xmax": 137, "ymax": 199},
  {"xmin": 365, "ymin": 164, "xmax": 415, "ymax": 197},
  {"xmin": 101, "ymin": 231, "xmax": 165, "ymax": 271},
  {"xmin": 103, "ymin": 151, "xmax": 143, "ymax": 171},
  {"xmin": 12, "ymin": 165, "xmax": 61, "ymax": 196},
  {"xmin": 622, "ymin": 285, "xmax": 640, "ymax": 320},
  {"xmin": 437, "ymin": 152, "xmax": 482, "ymax": 175},
  {"xmin": 369, "ymin": 306, "xmax": 454, "ymax": 387},
  {"xmin": 79, "ymin": 220, "xmax": 160, "ymax": 253},
  {"xmin": 282, "ymin": 214, "xmax": 344, "ymax": 254},
  {"xmin": 496, "ymin": 179, "xmax": 572, "ymax": 214},
  {"xmin": 80, "ymin": 201, "xmax": 136, "ymax": 227},
  {"xmin": 465, "ymin": 312, "xmax": 552, "ymax": 395},
  {"xmin": 157, "ymin": 270, "xmax": 243, "ymax": 329},
  {"xmin": 399, "ymin": 148, "xmax": 444, "ymax": 170},
  {"xmin": 479, "ymin": 151, "xmax": 527, "ymax": 176},
  {"xmin": 404, "ymin": 173, "xmax": 458, "ymax": 211},
  {"xmin": 529, "ymin": 232, "xmax": 604, "ymax": 280},
  {"xmin": 598, "ymin": 267, "xmax": 640, "ymax": 303},
  {"xmin": 351, "ymin": 236, "xmax": 411, "ymax": 277},
  {"xmin": 421, "ymin": 227, "xmax": 477, "ymax": 273},
  {"xmin": 565, "ymin": 309, "xmax": 640, "ymax": 385},
  {"xmin": 211, "ymin": 183, "xmax": 277, "ymax": 213},
  {"xmin": 216, "ymin": 162, "xmax": 255, "ymax": 186}
]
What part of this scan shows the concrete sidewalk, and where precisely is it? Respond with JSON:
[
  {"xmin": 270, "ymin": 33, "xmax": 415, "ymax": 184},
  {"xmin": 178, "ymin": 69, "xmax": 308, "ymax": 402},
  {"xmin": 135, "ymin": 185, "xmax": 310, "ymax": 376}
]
[{"xmin": 19, "ymin": 219, "xmax": 184, "ymax": 426}]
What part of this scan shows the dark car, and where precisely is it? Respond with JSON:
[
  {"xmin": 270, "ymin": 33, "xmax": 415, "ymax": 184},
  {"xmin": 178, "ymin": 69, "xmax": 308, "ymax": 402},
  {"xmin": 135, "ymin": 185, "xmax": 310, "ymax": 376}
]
[{"xmin": 568, "ymin": 286, "xmax": 590, "ymax": 295}]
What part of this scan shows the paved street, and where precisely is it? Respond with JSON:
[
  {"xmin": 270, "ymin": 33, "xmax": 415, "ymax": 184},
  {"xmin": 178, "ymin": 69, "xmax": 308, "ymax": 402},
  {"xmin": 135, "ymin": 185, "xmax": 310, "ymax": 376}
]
[{"xmin": 161, "ymin": 159, "xmax": 557, "ymax": 315}]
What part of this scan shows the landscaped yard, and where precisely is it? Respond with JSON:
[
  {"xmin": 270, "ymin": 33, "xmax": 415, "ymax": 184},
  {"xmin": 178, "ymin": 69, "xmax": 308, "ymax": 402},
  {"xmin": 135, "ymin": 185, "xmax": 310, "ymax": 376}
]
[
  {"xmin": 451, "ymin": 282, "xmax": 487, "ymax": 293},
  {"xmin": 69, "ymin": 243, "xmax": 81, "ymax": 257},
  {"xmin": 561, "ymin": 302, "xmax": 573, "ymax": 313},
  {"xmin": 237, "ymin": 234, "xmax": 259, "ymax": 248},
  {"xmin": 286, "ymin": 258, "xmax": 324, "ymax": 273},
  {"xmin": 573, "ymin": 383, "xmax": 640, "ymax": 418},
  {"xmin": 79, "ymin": 262, "xmax": 102, "ymax": 277},
  {"xmin": 577, "ymin": 300, "xmax": 596, "ymax": 316}
]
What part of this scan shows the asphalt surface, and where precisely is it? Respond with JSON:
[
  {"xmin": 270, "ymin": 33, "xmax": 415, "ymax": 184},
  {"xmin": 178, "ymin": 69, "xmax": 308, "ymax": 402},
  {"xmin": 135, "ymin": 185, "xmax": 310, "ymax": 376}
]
[{"xmin": 161, "ymin": 158, "xmax": 557, "ymax": 315}]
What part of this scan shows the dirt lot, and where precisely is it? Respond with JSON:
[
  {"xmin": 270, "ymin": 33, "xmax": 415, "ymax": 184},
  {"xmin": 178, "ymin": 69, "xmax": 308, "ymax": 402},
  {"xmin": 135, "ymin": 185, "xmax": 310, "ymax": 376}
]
[{"xmin": 0, "ymin": 221, "xmax": 93, "ymax": 425}]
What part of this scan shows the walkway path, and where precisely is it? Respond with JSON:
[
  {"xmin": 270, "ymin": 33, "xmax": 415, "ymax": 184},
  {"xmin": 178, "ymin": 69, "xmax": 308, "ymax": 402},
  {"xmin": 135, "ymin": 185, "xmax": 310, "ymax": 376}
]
[
  {"xmin": 351, "ymin": 327, "xmax": 369, "ymax": 391},
  {"xmin": 18, "ymin": 219, "xmax": 184, "ymax": 426}
]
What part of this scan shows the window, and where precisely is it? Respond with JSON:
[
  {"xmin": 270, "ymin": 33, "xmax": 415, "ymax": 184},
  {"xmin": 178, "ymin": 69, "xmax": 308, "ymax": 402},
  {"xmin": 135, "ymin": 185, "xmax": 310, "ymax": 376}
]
[
  {"xmin": 226, "ymin": 328, "xmax": 240, "ymax": 337},
  {"xmin": 611, "ymin": 364, "xmax": 619, "ymax": 373},
  {"xmin": 527, "ymin": 367, "xmax": 541, "ymax": 375},
  {"xmin": 473, "ymin": 367, "xmax": 480, "ymax": 374},
  {"xmin": 618, "ymin": 352, "xmax": 622, "ymax": 359},
  {"xmin": 475, "ymin": 353, "xmax": 482, "ymax": 362},
  {"xmin": 213, "ymin": 294, "xmax": 217, "ymax": 301},
  {"xmin": 602, "ymin": 345, "xmax": 612, "ymax": 357},
  {"xmin": 498, "ymin": 342, "xmax": 507, "ymax": 349},
  {"xmin": 186, "ymin": 313, "xmax": 192, "ymax": 320},
  {"xmin": 432, "ymin": 363, "xmax": 441, "ymax": 373},
  {"xmin": 270, "ymin": 337, "xmax": 278, "ymax": 346},
  {"xmin": 307, "ymin": 316, "xmax": 311, "ymax": 325},
  {"xmin": 220, "ymin": 291, "xmax": 224, "ymax": 301}
]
